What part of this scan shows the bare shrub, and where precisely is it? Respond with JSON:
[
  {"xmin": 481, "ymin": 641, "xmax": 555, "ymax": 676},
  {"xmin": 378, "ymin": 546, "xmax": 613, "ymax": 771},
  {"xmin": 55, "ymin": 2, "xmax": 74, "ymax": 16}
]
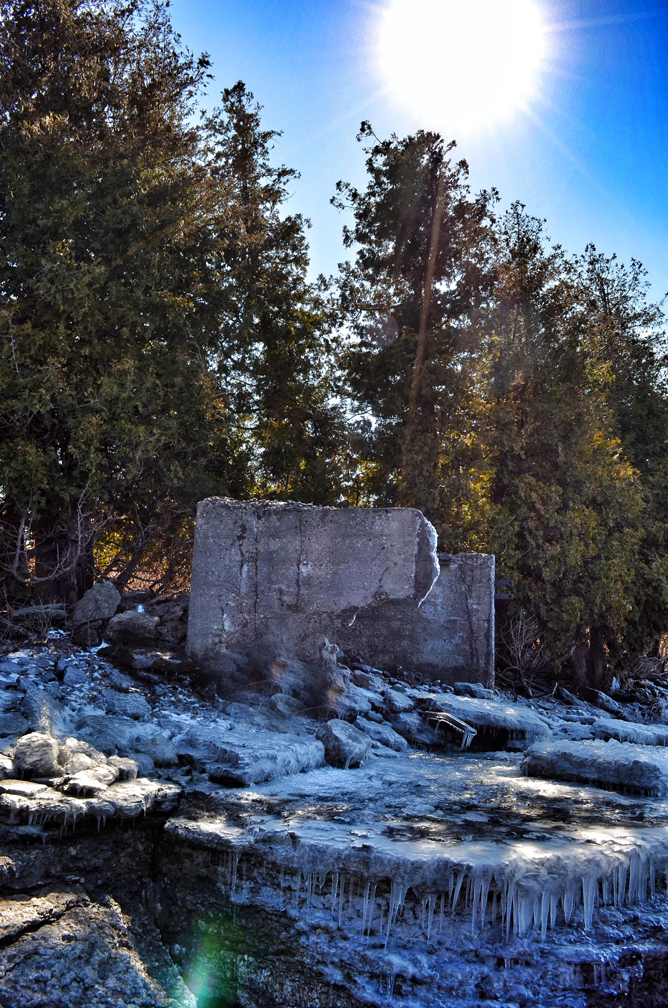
[{"xmin": 496, "ymin": 609, "xmax": 549, "ymax": 697}]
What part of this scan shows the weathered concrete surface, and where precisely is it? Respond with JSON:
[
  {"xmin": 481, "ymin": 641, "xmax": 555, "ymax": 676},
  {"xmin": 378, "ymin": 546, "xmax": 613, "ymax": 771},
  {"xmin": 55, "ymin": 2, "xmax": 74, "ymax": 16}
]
[
  {"xmin": 338, "ymin": 552, "xmax": 495, "ymax": 686},
  {"xmin": 187, "ymin": 499, "xmax": 439, "ymax": 694}
]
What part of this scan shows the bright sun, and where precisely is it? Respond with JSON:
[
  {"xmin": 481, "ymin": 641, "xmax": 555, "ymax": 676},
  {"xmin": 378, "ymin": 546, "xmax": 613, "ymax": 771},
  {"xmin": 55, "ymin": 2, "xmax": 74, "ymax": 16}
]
[{"xmin": 378, "ymin": 0, "xmax": 546, "ymax": 130}]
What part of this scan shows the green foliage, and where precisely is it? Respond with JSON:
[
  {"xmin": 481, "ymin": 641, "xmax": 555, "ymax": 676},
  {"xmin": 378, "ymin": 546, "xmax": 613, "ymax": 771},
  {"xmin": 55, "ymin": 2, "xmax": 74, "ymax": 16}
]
[
  {"xmin": 332, "ymin": 125, "xmax": 496, "ymax": 513},
  {"xmin": 0, "ymin": 1, "xmax": 339, "ymax": 601},
  {"xmin": 335, "ymin": 132, "xmax": 668, "ymax": 672}
]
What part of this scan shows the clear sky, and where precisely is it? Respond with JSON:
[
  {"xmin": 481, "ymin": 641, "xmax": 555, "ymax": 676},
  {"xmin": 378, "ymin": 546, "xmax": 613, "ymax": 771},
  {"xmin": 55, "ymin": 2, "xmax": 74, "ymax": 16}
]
[{"xmin": 167, "ymin": 0, "xmax": 668, "ymax": 300}]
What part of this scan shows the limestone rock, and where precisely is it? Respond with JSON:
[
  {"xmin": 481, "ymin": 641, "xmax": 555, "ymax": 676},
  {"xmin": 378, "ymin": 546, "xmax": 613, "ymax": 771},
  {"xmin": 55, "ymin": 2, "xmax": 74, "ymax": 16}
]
[
  {"xmin": 354, "ymin": 716, "xmax": 409, "ymax": 752},
  {"xmin": 76, "ymin": 714, "xmax": 178, "ymax": 766},
  {"xmin": 62, "ymin": 666, "xmax": 88, "ymax": 687},
  {"xmin": 104, "ymin": 610, "xmax": 159, "ymax": 646},
  {"xmin": 19, "ymin": 684, "xmax": 67, "ymax": 735},
  {"xmin": 523, "ymin": 739, "xmax": 668, "ymax": 796},
  {"xmin": 0, "ymin": 712, "xmax": 29, "ymax": 737},
  {"xmin": 383, "ymin": 688, "xmax": 415, "ymax": 714},
  {"xmin": 0, "ymin": 888, "xmax": 196, "ymax": 1008},
  {"xmin": 316, "ymin": 719, "xmax": 371, "ymax": 768},
  {"xmin": 13, "ymin": 733, "xmax": 60, "ymax": 777},
  {"xmin": 175, "ymin": 723, "xmax": 324, "ymax": 784},
  {"xmin": 101, "ymin": 688, "xmax": 151, "ymax": 721},
  {"xmin": 0, "ymin": 659, "xmax": 22, "ymax": 674},
  {"xmin": 108, "ymin": 755, "xmax": 139, "ymax": 780},
  {"xmin": 72, "ymin": 581, "xmax": 121, "ymax": 627}
]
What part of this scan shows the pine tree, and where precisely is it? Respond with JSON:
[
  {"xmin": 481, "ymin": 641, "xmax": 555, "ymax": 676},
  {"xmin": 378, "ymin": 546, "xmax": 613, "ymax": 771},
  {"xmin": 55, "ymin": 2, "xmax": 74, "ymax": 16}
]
[
  {"xmin": 206, "ymin": 83, "xmax": 344, "ymax": 504},
  {"xmin": 0, "ymin": 1, "xmax": 341, "ymax": 604},
  {"xmin": 333, "ymin": 124, "xmax": 496, "ymax": 518}
]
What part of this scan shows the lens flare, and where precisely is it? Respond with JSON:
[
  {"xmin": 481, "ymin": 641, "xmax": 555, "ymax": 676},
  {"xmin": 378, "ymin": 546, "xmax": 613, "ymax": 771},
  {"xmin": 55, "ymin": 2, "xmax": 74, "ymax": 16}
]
[{"xmin": 378, "ymin": 0, "xmax": 546, "ymax": 130}]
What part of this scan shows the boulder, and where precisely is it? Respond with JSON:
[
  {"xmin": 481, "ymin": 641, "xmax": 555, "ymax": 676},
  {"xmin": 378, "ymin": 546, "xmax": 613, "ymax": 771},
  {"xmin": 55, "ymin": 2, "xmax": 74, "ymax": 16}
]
[
  {"xmin": 101, "ymin": 689, "xmax": 151, "ymax": 721},
  {"xmin": 354, "ymin": 716, "xmax": 409, "ymax": 752},
  {"xmin": 108, "ymin": 755, "xmax": 139, "ymax": 780},
  {"xmin": 454, "ymin": 681, "xmax": 495, "ymax": 700},
  {"xmin": 383, "ymin": 688, "xmax": 415, "ymax": 714},
  {"xmin": 0, "ymin": 712, "xmax": 29, "ymax": 738},
  {"xmin": 104, "ymin": 610, "xmax": 159, "ymax": 646},
  {"xmin": 62, "ymin": 666, "xmax": 88, "ymax": 687},
  {"xmin": 0, "ymin": 660, "xmax": 21, "ymax": 675},
  {"xmin": 71, "ymin": 622, "xmax": 103, "ymax": 647},
  {"xmin": 13, "ymin": 732, "xmax": 60, "ymax": 777},
  {"xmin": 175, "ymin": 723, "xmax": 324, "ymax": 784},
  {"xmin": 76, "ymin": 714, "xmax": 178, "ymax": 766},
  {"xmin": 72, "ymin": 581, "xmax": 121, "ymax": 627},
  {"xmin": 19, "ymin": 684, "xmax": 67, "ymax": 735},
  {"xmin": 316, "ymin": 719, "xmax": 371, "ymax": 768}
]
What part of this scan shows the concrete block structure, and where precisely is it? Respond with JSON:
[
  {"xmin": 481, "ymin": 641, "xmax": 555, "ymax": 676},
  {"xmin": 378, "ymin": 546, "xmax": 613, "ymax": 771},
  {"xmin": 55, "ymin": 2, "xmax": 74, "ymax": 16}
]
[{"xmin": 187, "ymin": 498, "xmax": 494, "ymax": 691}]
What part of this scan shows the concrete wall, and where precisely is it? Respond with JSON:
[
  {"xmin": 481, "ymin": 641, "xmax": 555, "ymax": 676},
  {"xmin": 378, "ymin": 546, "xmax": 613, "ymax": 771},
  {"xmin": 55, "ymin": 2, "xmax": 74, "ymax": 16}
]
[
  {"xmin": 337, "ymin": 553, "xmax": 495, "ymax": 687},
  {"xmin": 187, "ymin": 498, "xmax": 494, "ymax": 691},
  {"xmin": 187, "ymin": 499, "xmax": 439, "ymax": 697}
]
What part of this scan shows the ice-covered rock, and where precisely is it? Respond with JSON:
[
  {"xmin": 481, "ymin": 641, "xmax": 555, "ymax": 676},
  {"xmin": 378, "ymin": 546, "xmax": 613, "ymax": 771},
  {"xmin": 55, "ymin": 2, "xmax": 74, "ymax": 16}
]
[
  {"xmin": 13, "ymin": 733, "xmax": 60, "ymax": 778},
  {"xmin": 316, "ymin": 719, "xmax": 371, "ymax": 768},
  {"xmin": 101, "ymin": 688, "xmax": 151, "ymax": 721},
  {"xmin": 523, "ymin": 738, "xmax": 668, "ymax": 795},
  {"xmin": 591, "ymin": 717, "xmax": 668, "ymax": 746},
  {"xmin": 412, "ymin": 690, "xmax": 550, "ymax": 749},
  {"xmin": 383, "ymin": 688, "xmax": 415, "ymax": 714},
  {"xmin": 108, "ymin": 755, "xmax": 139, "ymax": 780},
  {"xmin": 175, "ymin": 722, "xmax": 324, "ymax": 785},
  {"xmin": 76, "ymin": 715, "xmax": 178, "ymax": 766},
  {"xmin": 19, "ymin": 684, "xmax": 68, "ymax": 735},
  {"xmin": 354, "ymin": 716, "xmax": 409, "ymax": 752}
]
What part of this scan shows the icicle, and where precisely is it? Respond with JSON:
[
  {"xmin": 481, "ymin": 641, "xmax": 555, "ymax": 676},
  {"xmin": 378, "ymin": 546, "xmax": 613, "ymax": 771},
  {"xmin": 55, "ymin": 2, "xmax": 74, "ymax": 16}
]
[
  {"xmin": 582, "ymin": 874, "xmax": 597, "ymax": 931},
  {"xmin": 563, "ymin": 883, "xmax": 575, "ymax": 925},
  {"xmin": 451, "ymin": 872, "xmax": 464, "ymax": 916},
  {"xmin": 540, "ymin": 892, "xmax": 549, "ymax": 941},
  {"xmin": 330, "ymin": 872, "xmax": 339, "ymax": 917},
  {"xmin": 426, "ymin": 894, "xmax": 436, "ymax": 942},
  {"xmin": 361, "ymin": 881, "xmax": 370, "ymax": 935}
]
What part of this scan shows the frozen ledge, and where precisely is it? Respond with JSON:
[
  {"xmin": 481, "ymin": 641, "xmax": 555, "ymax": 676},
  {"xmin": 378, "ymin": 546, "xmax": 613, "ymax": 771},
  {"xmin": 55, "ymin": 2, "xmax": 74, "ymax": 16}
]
[{"xmin": 164, "ymin": 814, "xmax": 668, "ymax": 938}]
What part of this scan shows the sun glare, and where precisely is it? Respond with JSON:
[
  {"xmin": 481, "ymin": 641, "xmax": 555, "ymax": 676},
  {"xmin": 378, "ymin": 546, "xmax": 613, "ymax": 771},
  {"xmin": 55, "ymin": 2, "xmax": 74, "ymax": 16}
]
[{"xmin": 378, "ymin": 0, "xmax": 546, "ymax": 131}]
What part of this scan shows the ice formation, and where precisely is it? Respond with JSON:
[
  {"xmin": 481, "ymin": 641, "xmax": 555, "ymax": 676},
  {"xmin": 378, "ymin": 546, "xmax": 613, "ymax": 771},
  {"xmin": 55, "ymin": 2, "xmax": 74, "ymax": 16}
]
[{"xmin": 5, "ymin": 639, "xmax": 668, "ymax": 1005}]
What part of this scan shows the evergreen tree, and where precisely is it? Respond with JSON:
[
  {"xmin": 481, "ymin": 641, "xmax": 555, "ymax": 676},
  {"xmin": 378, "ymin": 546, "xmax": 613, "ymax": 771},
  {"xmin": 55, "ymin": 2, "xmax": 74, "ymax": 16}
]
[
  {"xmin": 0, "ymin": 1, "xmax": 340, "ymax": 603},
  {"xmin": 206, "ymin": 83, "xmax": 344, "ymax": 504},
  {"xmin": 476, "ymin": 207, "xmax": 652, "ymax": 682},
  {"xmin": 333, "ymin": 124, "xmax": 496, "ymax": 517}
]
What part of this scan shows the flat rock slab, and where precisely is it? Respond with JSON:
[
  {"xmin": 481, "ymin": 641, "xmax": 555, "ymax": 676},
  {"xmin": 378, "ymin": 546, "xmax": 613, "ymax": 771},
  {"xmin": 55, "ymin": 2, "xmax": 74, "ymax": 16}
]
[
  {"xmin": 175, "ymin": 723, "xmax": 325, "ymax": 785},
  {"xmin": 412, "ymin": 692, "xmax": 550, "ymax": 748},
  {"xmin": 0, "ymin": 778, "xmax": 181, "ymax": 827},
  {"xmin": 187, "ymin": 499, "xmax": 438, "ymax": 691},
  {"xmin": 523, "ymin": 739, "xmax": 668, "ymax": 795},
  {"xmin": 590, "ymin": 718, "xmax": 668, "ymax": 746}
]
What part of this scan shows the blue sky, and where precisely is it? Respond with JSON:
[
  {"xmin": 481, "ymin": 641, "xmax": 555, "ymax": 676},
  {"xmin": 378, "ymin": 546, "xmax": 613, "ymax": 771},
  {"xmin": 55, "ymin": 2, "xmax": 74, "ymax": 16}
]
[{"xmin": 168, "ymin": 0, "xmax": 668, "ymax": 300}]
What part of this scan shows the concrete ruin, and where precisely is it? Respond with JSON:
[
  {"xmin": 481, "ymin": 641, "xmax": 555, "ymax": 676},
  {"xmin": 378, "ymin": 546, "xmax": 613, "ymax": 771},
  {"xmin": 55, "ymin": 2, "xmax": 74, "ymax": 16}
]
[
  {"xmin": 339, "ymin": 551, "xmax": 495, "ymax": 686},
  {"xmin": 187, "ymin": 498, "xmax": 495, "ymax": 690}
]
